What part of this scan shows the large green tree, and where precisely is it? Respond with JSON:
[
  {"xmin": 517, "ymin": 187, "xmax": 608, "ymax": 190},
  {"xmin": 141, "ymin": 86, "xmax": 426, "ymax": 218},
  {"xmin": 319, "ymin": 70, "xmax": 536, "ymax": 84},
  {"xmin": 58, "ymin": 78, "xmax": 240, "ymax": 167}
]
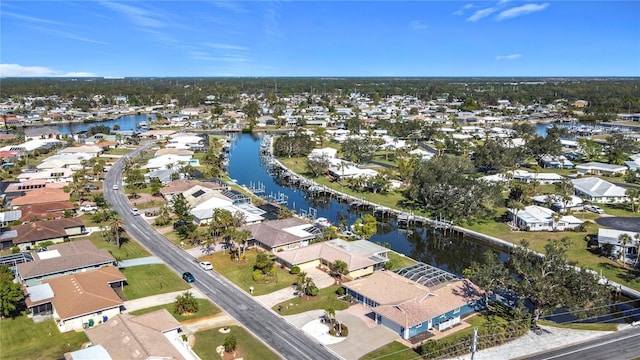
[
  {"xmin": 353, "ymin": 214, "xmax": 377, "ymax": 240},
  {"xmin": 0, "ymin": 265, "xmax": 24, "ymax": 317}
]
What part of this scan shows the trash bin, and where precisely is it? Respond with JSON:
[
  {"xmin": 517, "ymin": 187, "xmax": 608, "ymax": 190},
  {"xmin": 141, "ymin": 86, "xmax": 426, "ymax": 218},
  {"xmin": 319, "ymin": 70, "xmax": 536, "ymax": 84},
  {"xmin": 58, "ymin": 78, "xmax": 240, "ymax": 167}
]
[
  {"xmin": 88, "ymin": 319, "xmax": 94, "ymax": 327},
  {"xmin": 103, "ymin": 315, "xmax": 108, "ymax": 323}
]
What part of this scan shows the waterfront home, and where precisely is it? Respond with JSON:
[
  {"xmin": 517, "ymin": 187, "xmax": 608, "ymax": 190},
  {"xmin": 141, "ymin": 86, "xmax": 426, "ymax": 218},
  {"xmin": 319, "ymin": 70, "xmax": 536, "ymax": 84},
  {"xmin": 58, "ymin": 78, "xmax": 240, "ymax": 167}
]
[
  {"xmin": 139, "ymin": 129, "xmax": 177, "ymax": 140},
  {"xmin": 36, "ymin": 153, "xmax": 94, "ymax": 170},
  {"xmin": 144, "ymin": 154, "xmax": 193, "ymax": 171},
  {"xmin": 308, "ymin": 147, "xmax": 338, "ymax": 159},
  {"xmin": 597, "ymin": 228, "xmax": 639, "ymax": 260},
  {"xmin": 16, "ymin": 239, "xmax": 115, "ymax": 285},
  {"xmin": 159, "ymin": 180, "xmax": 227, "ymax": 199},
  {"xmin": 571, "ymin": 177, "xmax": 628, "ymax": 203},
  {"xmin": 531, "ymin": 194, "xmax": 584, "ymax": 213},
  {"xmin": 327, "ymin": 159, "xmax": 378, "ymax": 180},
  {"xmin": 24, "ymin": 126, "xmax": 61, "ymax": 140},
  {"xmin": 576, "ymin": 162, "xmax": 627, "ymax": 176},
  {"xmin": 508, "ymin": 205, "xmax": 583, "ymax": 231},
  {"xmin": 276, "ymin": 239, "xmax": 389, "ymax": 279},
  {"xmin": 343, "ymin": 265, "xmax": 484, "ymax": 340},
  {"xmin": 240, "ymin": 217, "xmax": 320, "ymax": 253},
  {"xmin": 166, "ymin": 134, "xmax": 205, "ymax": 151},
  {"xmin": 24, "ymin": 266, "xmax": 125, "ymax": 332},
  {"xmin": 58, "ymin": 144, "xmax": 103, "ymax": 157},
  {"xmin": 189, "ymin": 189, "xmax": 265, "ymax": 225}
]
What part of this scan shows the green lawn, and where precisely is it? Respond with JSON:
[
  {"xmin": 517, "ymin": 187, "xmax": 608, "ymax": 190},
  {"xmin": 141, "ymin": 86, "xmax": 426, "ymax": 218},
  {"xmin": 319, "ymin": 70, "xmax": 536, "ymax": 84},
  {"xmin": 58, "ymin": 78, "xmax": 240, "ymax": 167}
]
[
  {"xmin": 121, "ymin": 264, "xmax": 191, "ymax": 300},
  {"xmin": 271, "ymin": 286, "xmax": 349, "ymax": 315},
  {"xmin": 83, "ymin": 231, "xmax": 151, "ymax": 260},
  {"xmin": 129, "ymin": 298, "xmax": 221, "ymax": 322},
  {"xmin": 0, "ymin": 315, "xmax": 88, "ymax": 360},
  {"xmin": 387, "ymin": 251, "xmax": 418, "ymax": 270},
  {"xmin": 103, "ymin": 147, "xmax": 133, "ymax": 155},
  {"xmin": 202, "ymin": 249, "xmax": 298, "ymax": 296},
  {"xmin": 359, "ymin": 341, "xmax": 421, "ymax": 360},
  {"xmin": 538, "ymin": 320, "xmax": 618, "ymax": 332},
  {"xmin": 192, "ymin": 325, "xmax": 280, "ymax": 360}
]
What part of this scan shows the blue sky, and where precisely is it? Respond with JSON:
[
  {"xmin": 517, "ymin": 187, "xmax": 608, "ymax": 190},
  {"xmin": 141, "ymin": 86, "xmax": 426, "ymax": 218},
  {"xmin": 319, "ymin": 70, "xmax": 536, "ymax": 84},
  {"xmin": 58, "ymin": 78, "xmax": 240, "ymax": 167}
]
[{"xmin": 1, "ymin": 1, "xmax": 639, "ymax": 77}]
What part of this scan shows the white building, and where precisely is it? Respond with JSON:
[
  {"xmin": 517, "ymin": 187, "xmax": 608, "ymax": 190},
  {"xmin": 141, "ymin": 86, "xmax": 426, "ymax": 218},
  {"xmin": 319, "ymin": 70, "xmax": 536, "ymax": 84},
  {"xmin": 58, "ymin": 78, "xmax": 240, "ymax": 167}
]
[
  {"xmin": 509, "ymin": 205, "xmax": 583, "ymax": 231},
  {"xmin": 571, "ymin": 177, "xmax": 628, "ymax": 203}
]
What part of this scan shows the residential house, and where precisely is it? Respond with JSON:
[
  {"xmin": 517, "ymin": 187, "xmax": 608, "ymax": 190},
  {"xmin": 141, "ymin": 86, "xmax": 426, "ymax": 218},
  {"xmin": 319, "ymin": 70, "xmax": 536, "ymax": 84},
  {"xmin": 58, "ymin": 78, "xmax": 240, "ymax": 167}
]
[
  {"xmin": 9, "ymin": 218, "xmax": 86, "ymax": 250},
  {"xmin": 144, "ymin": 154, "xmax": 193, "ymax": 171},
  {"xmin": 240, "ymin": 217, "xmax": 320, "ymax": 253},
  {"xmin": 24, "ymin": 126, "xmax": 62, "ymax": 140},
  {"xmin": 576, "ymin": 162, "xmax": 627, "ymax": 176},
  {"xmin": 138, "ymin": 129, "xmax": 176, "ymax": 140},
  {"xmin": 624, "ymin": 154, "xmax": 640, "ymax": 172},
  {"xmin": 19, "ymin": 201, "xmax": 76, "ymax": 222},
  {"xmin": 159, "ymin": 180, "xmax": 226, "ymax": 199},
  {"xmin": 571, "ymin": 177, "xmax": 628, "ymax": 203},
  {"xmin": 10, "ymin": 187, "xmax": 70, "ymax": 207},
  {"xmin": 343, "ymin": 265, "xmax": 484, "ymax": 340},
  {"xmin": 24, "ymin": 266, "xmax": 126, "ymax": 332},
  {"xmin": 0, "ymin": 209, "xmax": 21, "ymax": 227},
  {"xmin": 597, "ymin": 228, "xmax": 639, "ymax": 260},
  {"xmin": 508, "ymin": 170, "xmax": 564, "ymax": 185},
  {"xmin": 16, "ymin": 240, "xmax": 115, "ymax": 285},
  {"xmin": 37, "ymin": 153, "xmax": 94, "ymax": 170},
  {"xmin": 508, "ymin": 205, "xmax": 583, "ymax": 231},
  {"xmin": 531, "ymin": 195, "xmax": 584, "ymax": 214},
  {"xmin": 540, "ymin": 155, "xmax": 574, "ymax": 169},
  {"xmin": 276, "ymin": 239, "xmax": 389, "ymax": 279},
  {"xmin": 76, "ymin": 309, "xmax": 188, "ymax": 360},
  {"xmin": 189, "ymin": 189, "xmax": 265, "ymax": 225},
  {"xmin": 16, "ymin": 167, "xmax": 74, "ymax": 183},
  {"xmin": 57, "ymin": 144, "xmax": 103, "ymax": 158}
]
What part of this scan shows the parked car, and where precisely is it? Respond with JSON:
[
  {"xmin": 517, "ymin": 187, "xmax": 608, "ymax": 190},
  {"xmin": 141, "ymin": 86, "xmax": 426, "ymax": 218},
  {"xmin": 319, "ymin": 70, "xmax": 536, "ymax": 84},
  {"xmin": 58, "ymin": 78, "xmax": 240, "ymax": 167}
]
[
  {"xmin": 585, "ymin": 205, "xmax": 605, "ymax": 214},
  {"xmin": 80, "ymin": 205, "xmax": 98, "ymax": 212},
  {"xmin": 130, "ymin": 208, "xmax": 140, "ymax": 216},
  {"xmin": 84, "ymin": 184, "xmax": 99, "ymax": 191},
  {"xmin": 182, "ymin": 272, "xmax": 195, "ymax": 283},
  {"xmin": 199, "ymin": 261, "xmax": 213, "ymax": 271}
]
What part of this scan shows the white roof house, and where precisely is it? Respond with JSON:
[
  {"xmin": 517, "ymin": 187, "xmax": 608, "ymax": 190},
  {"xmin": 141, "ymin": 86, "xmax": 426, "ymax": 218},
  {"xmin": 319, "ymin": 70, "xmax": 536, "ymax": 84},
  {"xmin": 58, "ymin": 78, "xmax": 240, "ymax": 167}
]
[
  {"xmin": 597, "ymin": 228, "xmax": 639, "ymax": 260},
  {"xmin": 531, "ymin": 194, "xmax": 584, "ymax": 213},
  {"xmin": 508, "ymin": 205, "xmax": 583, "ymax": 231},
  {"xmin": 190, "ymin": 197, "xmax": 265, "ymax": 225},
  {"xmin": 308, "ymin": 147, "xmax": 338, "ymax": 159},
  {"xmin": 576, "ymin": 162, "xmax": 627, "ymax": 176},
  {"xmin": 571, "ymin": 177, "xmax": 628, "ymax": 203},
  {"xmin": 36, "ymin": 153, "xmax": 94, "ymax": 170},
  {"xmin": 624, "ymin": 154, "xmax": 640, "ymax": 172},
  {"xmin": 0, "ymin": 139, "xmax": 63, "ymax": 153},
  {"xmin": 144, "ymin": 154, "xmax": 193, "ymax": 171},
  {"xmin": 508, "ymin": 170, "xmax": 565, "ymax": 184},
  {"xmin": 327, "ymin": 158, "xmax": 378, "ymax": 180}
]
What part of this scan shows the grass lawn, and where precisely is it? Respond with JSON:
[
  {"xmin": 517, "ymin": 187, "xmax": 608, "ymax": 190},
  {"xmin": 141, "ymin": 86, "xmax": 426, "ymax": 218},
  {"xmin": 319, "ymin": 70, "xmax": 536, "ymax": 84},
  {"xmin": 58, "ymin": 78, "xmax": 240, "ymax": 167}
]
[
  {"xmin": 359, "ymin": 341, "xmax": 421, "ymax": 360},
  {"xmin": 0, "ymin": 315, "xmax": 88, "ymax": 360},
  {"xmin": 192, "ymin": 325, "xmax": 280, "ymax": 360},
  {"xmin": 271, "ymin": 286, "xmax": 349, "ymax": 315},
  {"xmin": 201, "ymin": 249, "xmax": 298, "ymax": 296},
  {"xmin": 538, "ymin": 320, "xmax": 618, "ymax": 332},
  {"xmin": 387, "ymin": 251, "xmax": 418, "ymax": 270},
  {"xmin": 129, "ymin": 298, "xmax": 221, "ymax": 322},
  {"xmin": 121, "ymin": 264, "xmax": 191, "ymax": 300},
  {"xmin": 82, "ymin": 231, "xmax": 150, "ymax": 260},
  {"xmin": 103, "ymin": 147, "xmax": 133, "ymax": 155}
]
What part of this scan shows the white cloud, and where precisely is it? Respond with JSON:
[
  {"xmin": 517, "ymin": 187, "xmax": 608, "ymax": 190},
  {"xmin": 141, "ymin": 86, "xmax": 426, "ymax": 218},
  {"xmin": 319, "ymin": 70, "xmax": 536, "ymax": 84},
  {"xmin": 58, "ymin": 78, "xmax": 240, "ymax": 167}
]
[
  {"xmin": 208, "ymin": 0, "xmax": 247, "ymax": 13},
  {"xmin": 453, "ymin": 4, "xmax": 474, "ymax": 16},
  {"xmin": 410, "ymin": 20, "xmax": 427, "ymax": 30},
  {"xmin": 0, "ymin": 64, "xmax": 95, "ymax": 77},
  {"xmin": 466, "ymin": 7, "xmax": 499, "ymax": 22},
  {"xmin": 204, "ymin": 43, "xmax": 249, "ymax": 51},
  {"xmin": 2, "ymin": 11, "xmax": 64, "ymax": 25},
  {"xmin": 497, "ymin": 3, "xmax": 549, "ymax": 20},
  {"xmin": 496, "ymin": 54, "xmax": 522, "ymax": 60},
  {"xmin": 101, "ymin": 1, "xmax": 164, "ymax": 29}
]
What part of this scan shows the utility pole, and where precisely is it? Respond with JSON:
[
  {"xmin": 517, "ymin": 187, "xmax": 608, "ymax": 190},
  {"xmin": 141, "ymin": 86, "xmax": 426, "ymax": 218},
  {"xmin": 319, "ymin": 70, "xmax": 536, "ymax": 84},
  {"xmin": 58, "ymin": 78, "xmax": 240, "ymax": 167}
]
[{"xmin": 470, "ymin": 327, "xmax": 478, "ymax": 360}]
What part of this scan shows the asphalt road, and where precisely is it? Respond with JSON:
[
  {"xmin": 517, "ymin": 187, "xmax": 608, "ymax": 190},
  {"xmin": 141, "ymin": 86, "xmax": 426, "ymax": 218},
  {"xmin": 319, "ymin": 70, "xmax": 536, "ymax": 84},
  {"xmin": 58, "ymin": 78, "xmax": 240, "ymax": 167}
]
[
  {"xmin": 516, "ymin": 327, "xmax": 640, "ymax": 360},
  {"xmin": 104, "ymin": 143, "xmax": 340, "ymax": 360}
]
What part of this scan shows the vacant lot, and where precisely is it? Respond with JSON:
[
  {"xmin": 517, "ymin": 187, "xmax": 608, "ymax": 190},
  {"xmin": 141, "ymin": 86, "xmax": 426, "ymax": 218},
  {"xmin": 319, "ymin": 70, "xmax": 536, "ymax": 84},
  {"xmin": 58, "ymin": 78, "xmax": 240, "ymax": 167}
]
[{"xmin": 121, "ymin": 264, "xmax": 191, "ymax": 299}]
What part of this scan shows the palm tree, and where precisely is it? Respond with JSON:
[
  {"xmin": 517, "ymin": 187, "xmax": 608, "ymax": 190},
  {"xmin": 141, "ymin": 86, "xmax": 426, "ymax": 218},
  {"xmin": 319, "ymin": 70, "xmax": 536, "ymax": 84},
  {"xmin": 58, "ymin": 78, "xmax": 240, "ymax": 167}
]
[
  {"xmin": 331, "ymin": 260, "xmax": 349, "ymax": 280},
  {"xmin": 618, "ymin": 233, "xmax": 632, "ymax": 267},
  {"xmin": 634, "ymin": 232, "xmax": 640, "ymax": 268},
  {"xmin": 627, "ymin": 189, "xmax": 639, "ymax": 213},
  {"xmin": 174, "ymin": 291, "xmax": 199, "ymax": 315},
  {"xmin": 109, "ymin": 215, "xmax": 125, "ymax": 248},
  {"xmin": 324, "ymin": 306, "xmax": 336, "ymax": 323},
  {"xmin": 508, "ymin": 200, "xmax": 525, "ymax": 228}
]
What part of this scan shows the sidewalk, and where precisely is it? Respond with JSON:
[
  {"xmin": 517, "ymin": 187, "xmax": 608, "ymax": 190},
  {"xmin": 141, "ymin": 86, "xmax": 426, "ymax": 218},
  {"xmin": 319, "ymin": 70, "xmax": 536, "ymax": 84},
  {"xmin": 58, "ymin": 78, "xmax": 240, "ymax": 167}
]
[{"xmin": 442, "ymin": 324, "xmax": 616, "ymax": 360}]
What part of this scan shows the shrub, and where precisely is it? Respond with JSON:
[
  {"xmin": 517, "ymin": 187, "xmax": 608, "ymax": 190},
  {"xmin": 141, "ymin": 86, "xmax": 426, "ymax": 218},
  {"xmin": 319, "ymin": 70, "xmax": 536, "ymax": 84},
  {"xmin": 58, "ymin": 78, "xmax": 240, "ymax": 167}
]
[
  {"xmin": 252, "ymin": 269, "xmax": 264, "ymax": 282},
  {"xmin": 336, "ymin": 287, "xmax": 345, "ymax": 296},
  {"xmin": 290, "ymin": 265, "xmax": 301, "ymax": 274},
  {"xmin": 340, "ymin": 327, "xmax": 348, "ymax": 337},
  {"xmin": 11, "ymin": 246, "xmax": 19, "ymax": 254},
  {"xmin": 305, "ymin": 284, "xmax": 319, "ymax": 296}
]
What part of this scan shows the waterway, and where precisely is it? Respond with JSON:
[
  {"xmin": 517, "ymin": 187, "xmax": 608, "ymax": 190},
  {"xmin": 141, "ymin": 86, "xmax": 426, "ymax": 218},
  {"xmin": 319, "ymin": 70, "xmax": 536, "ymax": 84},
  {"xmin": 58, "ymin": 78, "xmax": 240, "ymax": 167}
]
[{"xmin": 26, "ymin": 114, "xmax": 154, "ymax": 135}]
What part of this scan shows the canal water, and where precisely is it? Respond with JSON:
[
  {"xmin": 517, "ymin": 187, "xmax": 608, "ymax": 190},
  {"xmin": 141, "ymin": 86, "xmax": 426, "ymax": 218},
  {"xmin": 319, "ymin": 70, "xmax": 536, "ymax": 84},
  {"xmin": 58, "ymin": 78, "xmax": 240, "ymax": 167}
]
[{"xmin": 30, "ymin": 114, "xmax": 155, "ymax": 135}]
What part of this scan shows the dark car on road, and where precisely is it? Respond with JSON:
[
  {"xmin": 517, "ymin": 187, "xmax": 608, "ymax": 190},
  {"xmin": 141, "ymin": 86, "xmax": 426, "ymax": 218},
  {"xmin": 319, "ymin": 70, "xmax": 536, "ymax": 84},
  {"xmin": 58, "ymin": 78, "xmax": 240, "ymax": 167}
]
[{"xmin": 182, "ymin": 272, "xmax": 195, "ymax": 283}]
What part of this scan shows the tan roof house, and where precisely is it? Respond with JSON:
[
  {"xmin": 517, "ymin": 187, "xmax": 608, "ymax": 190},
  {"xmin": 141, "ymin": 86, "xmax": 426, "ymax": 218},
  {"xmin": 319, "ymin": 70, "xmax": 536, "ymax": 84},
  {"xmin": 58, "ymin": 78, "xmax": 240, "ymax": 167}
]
[
  {"xmin": 343, "ymin": 266, "xmax": 484, "ymax": 340},
  {"xmin": 240, "ymin": 217, "xmax": 320, "ymax": 252},
  {"xmin": 10, "ymin": 187, "xmax": 70, "ymax": 207},
  {"xmin": 16, "ymin": 239, "xmax": 115, "ymax": 285},
  {"xmin": 10, "ymin": 217, "xmax": 85, "ymax": 250},
  {"xmin": 276, "ymin": 239, "xmax": 389, "ymax": 279},
  {"xmin": 25, "ymin": 266, "xmax": 126, "ymax": 332},
  {"xmin": 79, "ymin": 309, "xmax": 185, "ymax": 360}
]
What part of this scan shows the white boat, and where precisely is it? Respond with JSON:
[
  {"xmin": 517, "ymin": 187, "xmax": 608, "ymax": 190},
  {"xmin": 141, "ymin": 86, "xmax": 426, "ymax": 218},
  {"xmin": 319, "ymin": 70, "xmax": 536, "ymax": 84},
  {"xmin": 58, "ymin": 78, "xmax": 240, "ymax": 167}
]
[{"xmin": 314, "ymin": 217, "xmax": 331, "ymax": 228}]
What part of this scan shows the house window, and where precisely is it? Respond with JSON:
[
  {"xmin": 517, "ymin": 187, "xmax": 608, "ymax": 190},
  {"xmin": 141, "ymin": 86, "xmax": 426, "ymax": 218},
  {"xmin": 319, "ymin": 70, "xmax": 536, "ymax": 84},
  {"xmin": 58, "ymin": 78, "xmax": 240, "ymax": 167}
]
[
  {"xmin": 440, "ymin": 314, "xmax": 446, "ymax": 319},
  {"xmin": 453, "ymin": 308, "xmax": 460, "ymax": 314}
]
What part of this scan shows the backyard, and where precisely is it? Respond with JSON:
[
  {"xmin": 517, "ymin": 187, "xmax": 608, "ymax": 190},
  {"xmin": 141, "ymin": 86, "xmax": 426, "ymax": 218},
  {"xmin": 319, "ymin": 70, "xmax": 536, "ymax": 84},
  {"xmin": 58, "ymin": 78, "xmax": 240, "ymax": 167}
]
[{"xmin": 0, "ymin": 315, "xmax": 88, "ymax": 360}]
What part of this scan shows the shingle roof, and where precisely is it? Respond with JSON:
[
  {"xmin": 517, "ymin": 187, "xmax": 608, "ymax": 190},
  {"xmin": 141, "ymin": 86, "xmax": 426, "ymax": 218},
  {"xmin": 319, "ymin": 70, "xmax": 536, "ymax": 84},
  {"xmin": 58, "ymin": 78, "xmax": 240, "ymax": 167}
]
[
  {"xmin": 16, "ymin": 239, "xmax": 115, "ymax": 280},
  {"xmin": 85, "ymin": 309, "xmax": 184, "ymax": 360},
  {"xmin": 10, "ymin": 187, "xmax": 70, "ymax": 206},
  {"xmin": 276, "ymin": 239, "xmax": 388, "ymax": 271},
  {"xmin": 345, "ymin": 271, "xmax": 483, "ymax": 328},
  {"xmin": 240, "ymin": 217, "xmax": 316, "ymax": 248},
  {"xmin": 43, "ymin": 266, "xmax": 125, "ymax": 321},
  {"xmin": 11, "ymin": 217, "xmax": 84, "ymax": 244}
]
